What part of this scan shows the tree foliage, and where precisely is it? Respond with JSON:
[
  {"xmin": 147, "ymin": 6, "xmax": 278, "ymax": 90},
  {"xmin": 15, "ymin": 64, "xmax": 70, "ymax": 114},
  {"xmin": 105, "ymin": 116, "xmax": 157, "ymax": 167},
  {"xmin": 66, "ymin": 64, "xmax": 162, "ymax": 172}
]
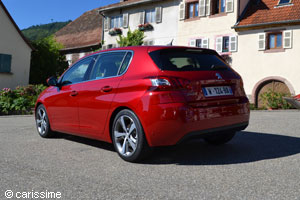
[
  {"xmin": 30, "ymin": 36, "xmax": 68, "ymax": 85},
  {"xmin": 117, "ymin": 29, "xmax": 145, "ymax": 47},
  {"xmin": 22, "ymin": 21, "xmax": 71, "ymax": 41}
]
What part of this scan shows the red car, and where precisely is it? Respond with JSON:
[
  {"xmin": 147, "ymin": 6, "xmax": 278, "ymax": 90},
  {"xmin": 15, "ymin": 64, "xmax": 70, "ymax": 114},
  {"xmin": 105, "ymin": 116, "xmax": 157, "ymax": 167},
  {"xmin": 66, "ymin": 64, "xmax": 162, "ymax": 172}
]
[{"xmin": 35, "ymin": 46, "xmax": 250, "ymax": 162}]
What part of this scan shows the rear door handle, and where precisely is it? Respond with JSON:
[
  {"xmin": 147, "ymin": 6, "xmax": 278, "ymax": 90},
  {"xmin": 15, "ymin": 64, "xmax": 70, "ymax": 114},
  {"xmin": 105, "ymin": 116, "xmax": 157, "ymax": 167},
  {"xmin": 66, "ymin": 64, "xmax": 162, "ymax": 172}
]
[
  {"xmin": 70, "ymin": 90, "xmax": 78, "ymax": 97},
  {"xmin": 101, "ymin": 86, "xmax": 113, "ymax": 93}
]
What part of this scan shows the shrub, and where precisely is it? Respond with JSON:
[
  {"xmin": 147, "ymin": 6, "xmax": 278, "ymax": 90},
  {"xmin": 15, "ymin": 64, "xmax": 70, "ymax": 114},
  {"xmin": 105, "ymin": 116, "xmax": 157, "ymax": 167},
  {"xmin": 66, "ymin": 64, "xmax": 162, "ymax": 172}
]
[
  {"xmin": 0, "ymin": 85, "xmax": 47, "ymax": 115},
  {"xmin": 117, "ymin": 28, "xmax": 145, "ymax": 47},
  {"xmin": 260, "ymin": 90, "xmax": 292, "ymax": 110}
]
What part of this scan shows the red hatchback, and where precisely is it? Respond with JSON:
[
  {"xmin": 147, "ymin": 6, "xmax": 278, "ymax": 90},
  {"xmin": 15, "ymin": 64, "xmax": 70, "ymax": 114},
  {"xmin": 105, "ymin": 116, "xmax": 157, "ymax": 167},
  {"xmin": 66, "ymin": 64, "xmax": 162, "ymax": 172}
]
[{"xmin": 35, "ymin": 46, "xmax": 249, "ymax": 162}]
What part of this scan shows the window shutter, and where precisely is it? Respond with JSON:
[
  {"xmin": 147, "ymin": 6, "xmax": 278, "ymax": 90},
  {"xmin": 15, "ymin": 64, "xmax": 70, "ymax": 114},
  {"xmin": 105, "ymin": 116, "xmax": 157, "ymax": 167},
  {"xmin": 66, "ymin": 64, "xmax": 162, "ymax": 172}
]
[
  {"xmin": 202, "ymin": 38, "xmax": 209, "ymax": 48},
  {"xmin": 205, "ymin": 0, "xmax": 211, "ymax": 16},
  {"xmin": 216, "ymin": 37, "xmax": 223, "ymax": 53},
  {"xmin": 104, "ymin": 17, "xmax": 110, "ymax": 31},
  {"xmin": 258, "ymin": 33, "xmax": 266, "ymax": 51},
  {"xmin": 0, "ymin": 54, "xmax": 12, "ymax": 73},
  {"xmin": 139, "ymin": 11, "xmax": 145, "ymax": 24},
  {"xmin": 229, "ymin": 35, "xmax": 238, "ymax": 52},
  {"xmin": 226, "ymin": 0, "xmax": 234, "ymax": 13},
  {"xmin": 155, "ymin": 7, "xmax": 162, "ymax": 23},
  {"xmin": 199, "ymin": 0, "xmax": 206, "ymax": 17},
  {"xmin": 179, "ymin": 3, "xmax": 186, "ymax": 20},
  {"xmin": 283, "ymin": 30, "xmax": 292, "ymax": 49},
  {"xmin": 123, "ymin": 13, "xmax": 129, "ymax": 28},
  {"xmin": 190, "ymin": 39, "xmax": 196, "ymax": 47}
]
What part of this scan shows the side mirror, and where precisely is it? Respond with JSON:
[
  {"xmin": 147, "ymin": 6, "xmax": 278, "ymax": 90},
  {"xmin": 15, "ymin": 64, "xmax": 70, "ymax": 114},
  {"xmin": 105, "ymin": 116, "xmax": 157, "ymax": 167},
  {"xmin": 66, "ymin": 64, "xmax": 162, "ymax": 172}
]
[{"xmin": 47, "ymin": 76, "xmax": 58, "ymax": 86}]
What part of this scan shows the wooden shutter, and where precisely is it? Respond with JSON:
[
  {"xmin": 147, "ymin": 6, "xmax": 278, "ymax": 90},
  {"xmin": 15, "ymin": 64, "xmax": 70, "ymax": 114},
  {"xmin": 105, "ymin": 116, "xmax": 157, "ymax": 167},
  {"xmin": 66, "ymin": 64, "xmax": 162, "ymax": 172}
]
[
  {"xmin": 190, "ymin": 39, "xmax": 196, "ymax": 47},
  {"xmin": 229, "ymin": 35, "xmax": 237, "ymax": 52},
  {"xmin": 283, "ymin": 30, "xmax": 292, "ymax": 49},
  {"xmin": 104, "ymin": 17, "xmax": 110, "ymax": 31},
  {"xmin": 179, "ymin": 3, "xmax": 185, "ymax": 20},
  {"xmin": 258, "ymin": 33, "xmax": 266, "ymax": 51},
  {"xmin": 205, "ymin": 0, "xmax": 211, "ymax": 16},
  {"xmin": 216, "ymin": 37, "xmax": 223, "ymax": 53},
  {"xmin": 123, "ymin": 13, "xmax": 129, "ymax": 28},
  {"xmin": 139, "ymin": 11, "xmax": 145, "ymax": 24},
  {"xmin": 155, "ymin": 7, "xmax": 162, "ymax": 23},
  {"xmin": 226, "ymin": 0, "xmax": 234, "ymax": 13},
  {"xmin": 202, "ymin": 38, "xmax": 209, "ymax": 48},
  {"xmin": 0, "ymin": 54, "xmax": 12, "ymax": 73},
  {"xmin": 199, "ymin": 0, "xmax": 206, "ymax": 17}
]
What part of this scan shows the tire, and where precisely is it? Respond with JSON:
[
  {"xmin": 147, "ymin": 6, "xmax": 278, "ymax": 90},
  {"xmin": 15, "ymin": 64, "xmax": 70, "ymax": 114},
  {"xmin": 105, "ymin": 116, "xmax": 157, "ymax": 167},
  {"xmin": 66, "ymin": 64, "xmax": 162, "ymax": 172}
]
[
  {"xmin": 112, "ymin": 109, "xmax": 150, "ymax": 162},
  {"xmin": 35, "ymin": 104, "xmax": 55, "ymax": 138},
  {"xmin": 204, "ymin": 131, "xmax": 236, "ymax": 145}
]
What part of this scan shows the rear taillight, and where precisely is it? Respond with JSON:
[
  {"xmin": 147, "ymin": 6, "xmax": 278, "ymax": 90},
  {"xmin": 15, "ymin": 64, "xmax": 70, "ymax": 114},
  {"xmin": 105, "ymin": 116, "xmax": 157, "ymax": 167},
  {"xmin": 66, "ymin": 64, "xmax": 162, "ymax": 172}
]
[
  {"xmin": 150, "ymin": 78, "xmax": 171, "ymax": 88},
  {"xmin": 149, "ymin": 77, "xmax": 190, "ymax": 90}
]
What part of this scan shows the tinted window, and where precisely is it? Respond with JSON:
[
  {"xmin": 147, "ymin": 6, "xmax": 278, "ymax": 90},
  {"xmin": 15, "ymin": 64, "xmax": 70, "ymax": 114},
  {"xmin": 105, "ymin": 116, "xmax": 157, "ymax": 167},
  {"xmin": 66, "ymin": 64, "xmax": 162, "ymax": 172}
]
[
  {"xmin": 118, "ymin": 52, "xmax": 132, "ymax": 75},
  {"xmin": 61, "ymin": 57, "xmax": 95, "ymax": 85},
  {"xmin": 90, "ymin": 52, "xmax": 126, "ymax": 80},
  {"xmin": 149, "ymin": 49, "xmax": 229, "ymax": 71}
]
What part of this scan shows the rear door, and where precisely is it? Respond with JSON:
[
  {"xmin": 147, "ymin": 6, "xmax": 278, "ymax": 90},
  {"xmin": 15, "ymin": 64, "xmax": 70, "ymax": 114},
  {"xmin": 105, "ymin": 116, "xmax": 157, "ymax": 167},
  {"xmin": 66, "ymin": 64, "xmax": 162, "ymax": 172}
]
[{"xmin": 76, "ymin": 51, "xmax": 133, "ymax": 138}]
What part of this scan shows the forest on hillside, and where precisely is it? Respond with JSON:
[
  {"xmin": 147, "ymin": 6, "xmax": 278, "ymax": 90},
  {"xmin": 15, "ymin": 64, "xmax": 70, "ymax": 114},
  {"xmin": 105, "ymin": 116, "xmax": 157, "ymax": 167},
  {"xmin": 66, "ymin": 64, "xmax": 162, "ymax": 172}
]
[{"xmin": 22, "ymin": 20, "xmax": 71, "ymax": 41}]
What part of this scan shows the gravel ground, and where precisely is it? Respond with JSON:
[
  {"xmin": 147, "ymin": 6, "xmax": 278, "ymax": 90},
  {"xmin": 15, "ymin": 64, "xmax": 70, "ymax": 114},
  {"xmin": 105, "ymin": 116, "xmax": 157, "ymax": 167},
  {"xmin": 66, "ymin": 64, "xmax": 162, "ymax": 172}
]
[{"xmin": 0, "ymin": 111, "xmax": 300, "ymax": 200}]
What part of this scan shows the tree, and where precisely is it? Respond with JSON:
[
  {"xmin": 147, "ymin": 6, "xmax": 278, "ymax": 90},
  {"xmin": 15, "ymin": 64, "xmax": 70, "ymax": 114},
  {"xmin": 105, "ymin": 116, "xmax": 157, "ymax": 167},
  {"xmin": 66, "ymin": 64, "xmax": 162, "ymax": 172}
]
[
  {"xmin": 29, "ymin": 36, "xmax": 68, "ymax": 85},
  {"xmin": 117, "ymin": 29, "xmax": 145, "ymax": 47}
]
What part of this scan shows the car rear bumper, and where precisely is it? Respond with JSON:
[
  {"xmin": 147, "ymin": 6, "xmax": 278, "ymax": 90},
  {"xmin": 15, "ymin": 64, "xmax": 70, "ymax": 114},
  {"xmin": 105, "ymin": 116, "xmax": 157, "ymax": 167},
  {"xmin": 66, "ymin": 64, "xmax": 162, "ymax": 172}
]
[{"xmin": 140, "ymin": 102, "xmax": 250, "ymax": 147}]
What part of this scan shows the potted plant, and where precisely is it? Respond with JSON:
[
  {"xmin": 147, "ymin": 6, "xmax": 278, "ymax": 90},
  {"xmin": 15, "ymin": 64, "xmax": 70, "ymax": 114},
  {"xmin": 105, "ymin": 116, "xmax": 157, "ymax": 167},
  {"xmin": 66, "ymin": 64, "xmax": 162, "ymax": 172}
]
[
  {"xmin": 109, "ymin": 27, "xmax": 122, "ymax": 36},
  {"xmin": 138, "ymin": 23, "xmax": 153, "ymax": 31}
]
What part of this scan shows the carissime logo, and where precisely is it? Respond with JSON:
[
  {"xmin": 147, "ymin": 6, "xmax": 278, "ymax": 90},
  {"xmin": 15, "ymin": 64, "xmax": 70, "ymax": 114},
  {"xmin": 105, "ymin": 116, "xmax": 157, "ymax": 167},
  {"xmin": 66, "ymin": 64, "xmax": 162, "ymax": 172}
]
[{"xmin": 216, "ymin": 73, "xmax": 223, "ymax": 80}]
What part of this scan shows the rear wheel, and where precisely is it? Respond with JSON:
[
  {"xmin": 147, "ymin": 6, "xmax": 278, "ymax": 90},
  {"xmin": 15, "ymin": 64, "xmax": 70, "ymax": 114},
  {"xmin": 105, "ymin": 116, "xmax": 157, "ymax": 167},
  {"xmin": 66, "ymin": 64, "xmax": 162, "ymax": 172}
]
[
  {"xmin": 112, "ymin": 109, "xmax": 150, "ymax": 162},
  {"xmin": 204, "ymin": 131, "xmax": 236, "ymax": 145},
  {"xmin": 35, "ymin": 104, "xmax": 55, "ymax": 138}
]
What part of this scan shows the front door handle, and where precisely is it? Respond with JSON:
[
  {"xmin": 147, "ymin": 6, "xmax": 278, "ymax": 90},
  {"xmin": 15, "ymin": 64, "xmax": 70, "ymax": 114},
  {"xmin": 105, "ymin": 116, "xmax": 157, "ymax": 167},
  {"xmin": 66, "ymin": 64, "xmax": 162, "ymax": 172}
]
[
  {"xmin": 70, "ymin": 90, "xmax": 78, "ymax": 97},
  {"xmin": 101, "ymin": 86, "xmax": 113, "ymax": 93}
]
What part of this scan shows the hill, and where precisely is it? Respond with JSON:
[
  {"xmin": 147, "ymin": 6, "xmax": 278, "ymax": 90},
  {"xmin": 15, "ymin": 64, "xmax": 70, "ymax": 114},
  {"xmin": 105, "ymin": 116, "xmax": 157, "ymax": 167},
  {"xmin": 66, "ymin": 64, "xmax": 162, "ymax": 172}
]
[{"xmin": 22, "ymin": 21, "xmax": 72, "ymax": 41}]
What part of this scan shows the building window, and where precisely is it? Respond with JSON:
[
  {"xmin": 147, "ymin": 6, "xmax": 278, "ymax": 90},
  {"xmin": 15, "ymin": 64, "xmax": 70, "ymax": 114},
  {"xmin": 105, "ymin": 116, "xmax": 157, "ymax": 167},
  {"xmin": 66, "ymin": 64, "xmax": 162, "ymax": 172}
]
[
  {"xmin": 222, "ymin": 36, "xmax": 230, "ymax": 52},
  {"xmin": 216, "ymin": 36, "xmax": 237, "ymax": 53},
  {"xmin": 196, "ymin": 39, "xmax": 202, "ymax": 47},
  {"xmin": 110, "ymin": 15, "xmax": 123, "ymax": 28},
  {"xmin": 268, "ymin": 33, "xmax": 282, "ymax": 49},
  {"xmin": 278, "ymin": 0, "xmax": 291, "ymax": 5},
  {"xmin": 145, "ymin": 9, "xmax": 156, "ymax": 23},
  {"xmin": 187, "ymin": 2, "xmax": 199, "ymax": 18},
  {"xmin": 212, "ymin": 0, "xmax": 226, "ymax": 15},
  {"xmin": 0, "ymin": 54, "xmax": 12, "ymax": 73}
]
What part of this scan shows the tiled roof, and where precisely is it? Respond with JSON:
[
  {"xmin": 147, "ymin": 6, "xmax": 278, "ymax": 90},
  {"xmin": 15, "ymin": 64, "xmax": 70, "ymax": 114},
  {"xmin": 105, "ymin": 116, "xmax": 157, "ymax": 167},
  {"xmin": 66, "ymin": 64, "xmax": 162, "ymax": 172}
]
[
  {"xmin": 99, "ymin": 0, "xmax": 156, "ymax": 12},
  {"xmin": 55, "ymin": 8, "xmax": 102, "ymax": 50},
  {"xmin": 236, "ymin": 0, "xmax": 300, "ymax": 29}
]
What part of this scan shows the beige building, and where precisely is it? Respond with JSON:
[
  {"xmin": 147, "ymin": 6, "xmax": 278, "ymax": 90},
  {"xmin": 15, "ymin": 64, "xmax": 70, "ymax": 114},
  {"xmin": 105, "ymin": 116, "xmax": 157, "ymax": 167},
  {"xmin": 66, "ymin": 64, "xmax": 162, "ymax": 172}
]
[
  {"xmin": 232, "ymin": 0, "xmax": 300, "ymax": 106},
  {"xmin": 99, "ymin": 0, "xmax": 180, "ymax": 48},
  {"xmin": 0, "ymin": 1, "xmax": 32, "ymax": 89}
]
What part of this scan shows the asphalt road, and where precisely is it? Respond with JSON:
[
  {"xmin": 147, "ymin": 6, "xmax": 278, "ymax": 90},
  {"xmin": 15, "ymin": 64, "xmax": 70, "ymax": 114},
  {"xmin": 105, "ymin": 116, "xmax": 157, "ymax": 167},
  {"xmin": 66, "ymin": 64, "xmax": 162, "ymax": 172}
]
[{"xmin": 1, "ymin": 111, "xmax": 300, "ymax": 200}]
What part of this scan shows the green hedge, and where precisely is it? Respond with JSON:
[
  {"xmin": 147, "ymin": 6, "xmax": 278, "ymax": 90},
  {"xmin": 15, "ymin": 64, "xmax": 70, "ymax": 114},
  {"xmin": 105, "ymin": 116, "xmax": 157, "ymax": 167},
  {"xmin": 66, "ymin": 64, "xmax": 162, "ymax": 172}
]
[{"xmin": 0, "ymin": 85, "xmax": 47, "ymax": 115}]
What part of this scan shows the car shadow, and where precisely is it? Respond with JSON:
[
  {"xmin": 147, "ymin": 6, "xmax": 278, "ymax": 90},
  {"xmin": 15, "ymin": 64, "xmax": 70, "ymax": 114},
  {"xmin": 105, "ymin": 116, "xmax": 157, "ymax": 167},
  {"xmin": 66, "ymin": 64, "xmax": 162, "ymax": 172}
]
[{"xmin": 142, "ymin": 131, "xmax": 300, "ymax": 165}]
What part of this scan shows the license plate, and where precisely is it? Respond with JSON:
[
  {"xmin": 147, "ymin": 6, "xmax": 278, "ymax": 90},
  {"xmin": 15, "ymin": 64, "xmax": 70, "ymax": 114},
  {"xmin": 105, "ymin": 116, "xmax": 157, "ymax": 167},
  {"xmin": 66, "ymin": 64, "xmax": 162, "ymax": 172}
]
[{"xmin": 202, "ymin": 86, "xmax": 233, "ymax": 97}]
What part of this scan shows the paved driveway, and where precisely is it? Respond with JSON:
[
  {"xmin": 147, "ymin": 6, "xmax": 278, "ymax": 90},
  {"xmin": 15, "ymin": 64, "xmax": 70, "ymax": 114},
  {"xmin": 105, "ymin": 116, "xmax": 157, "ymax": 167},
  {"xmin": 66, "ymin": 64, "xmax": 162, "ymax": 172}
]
[{"xmin": 1, "ymin": 111, "xmax": 300, "ymax": 199}]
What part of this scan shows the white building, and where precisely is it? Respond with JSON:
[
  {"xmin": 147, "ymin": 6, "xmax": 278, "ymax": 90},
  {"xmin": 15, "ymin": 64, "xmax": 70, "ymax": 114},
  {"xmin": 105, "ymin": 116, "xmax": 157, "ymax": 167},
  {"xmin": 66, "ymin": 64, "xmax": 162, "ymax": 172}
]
[
  {"xmin": 99, "ymin": 0, "xmax": 180, "ymax": 48},
  {"xmin": 0, "ymin": 1, "xmax": 32, "ymax": 89}
]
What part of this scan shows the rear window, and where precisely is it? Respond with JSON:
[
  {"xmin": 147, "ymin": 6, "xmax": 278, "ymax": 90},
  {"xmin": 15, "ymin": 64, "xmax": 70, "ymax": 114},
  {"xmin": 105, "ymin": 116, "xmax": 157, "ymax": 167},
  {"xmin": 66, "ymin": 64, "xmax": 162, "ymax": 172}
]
[{"xmin": 149, "ymin": 49, "xmax": 230, "ymax": 71}]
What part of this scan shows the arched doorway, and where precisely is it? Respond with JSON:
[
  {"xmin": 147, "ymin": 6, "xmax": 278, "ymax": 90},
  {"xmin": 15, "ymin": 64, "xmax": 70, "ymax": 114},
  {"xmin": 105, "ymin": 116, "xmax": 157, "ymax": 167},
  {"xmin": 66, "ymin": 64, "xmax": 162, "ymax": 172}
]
[{"xmin": 253, "ymin": 77, "xmax": 295, "ymax": 108}]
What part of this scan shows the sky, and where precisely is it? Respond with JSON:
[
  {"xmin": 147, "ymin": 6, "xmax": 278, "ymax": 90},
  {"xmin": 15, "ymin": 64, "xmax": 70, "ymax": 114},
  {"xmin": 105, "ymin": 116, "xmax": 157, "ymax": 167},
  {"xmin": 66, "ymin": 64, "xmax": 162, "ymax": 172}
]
[{"xmin": 2, "ymin": 0, "xmax": 119, "ymax": 30}]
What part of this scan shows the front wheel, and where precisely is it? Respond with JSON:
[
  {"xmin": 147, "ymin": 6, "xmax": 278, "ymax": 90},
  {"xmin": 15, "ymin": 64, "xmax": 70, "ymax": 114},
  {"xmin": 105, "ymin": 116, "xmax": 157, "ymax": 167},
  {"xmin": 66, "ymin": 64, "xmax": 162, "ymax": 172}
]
[
  {"xmin": 204, "ymin": 132, "xmax": 236, "ymax": 145},
  {"xmin": 35, "ymin": 104, "xmax": 55, "ymax": 138},
  {"xmin": 112, "ymin": 109, "xmax": 150, "ymax": 162}
]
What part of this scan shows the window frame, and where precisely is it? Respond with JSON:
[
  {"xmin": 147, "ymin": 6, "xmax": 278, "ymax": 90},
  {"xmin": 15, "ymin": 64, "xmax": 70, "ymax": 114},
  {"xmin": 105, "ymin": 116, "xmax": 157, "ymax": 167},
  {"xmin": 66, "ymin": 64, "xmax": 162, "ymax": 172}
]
[
  {"xmin": 145, "ymin": 9, "xmax": 156, "ymax": 23},
  {"xmin": 211, "ymin": 0, "xmax": 226, "ymax": 15},
  {"xmin": 267, "ymin": 32, "xmax": 283, "ymax": 49},
  {"xmin": 278, "ymin": 0, "xmax": 292, "ymax": 5},
  {"xmin": 187, "ymin": 1, "xmax": 199, "ymax": 19},
  {"xmin": 110, "ymin": 15, "xmax": 123, "ymax": 29}
]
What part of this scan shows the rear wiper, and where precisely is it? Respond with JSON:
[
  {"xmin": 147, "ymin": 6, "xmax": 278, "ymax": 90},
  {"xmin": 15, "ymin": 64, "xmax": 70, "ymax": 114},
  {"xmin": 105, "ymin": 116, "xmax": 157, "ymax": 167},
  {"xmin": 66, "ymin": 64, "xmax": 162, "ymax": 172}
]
[{"xmin": 211, "ymin": 65, "xmax": 227, "ymax": 70}]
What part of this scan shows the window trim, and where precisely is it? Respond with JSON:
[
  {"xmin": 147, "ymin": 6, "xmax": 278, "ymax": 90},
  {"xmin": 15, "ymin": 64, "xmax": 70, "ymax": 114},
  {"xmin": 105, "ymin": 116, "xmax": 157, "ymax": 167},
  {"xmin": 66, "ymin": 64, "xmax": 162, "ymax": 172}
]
[
  {"xmin": 0, "ymin": 53, "xmax": 12, "ymax": 73},
  {"xmin": 58, "ymin": 50, "xmax": 134, "ymax": 86},
  {"xmin": 277, "ymin": 0, "xmax": 292, "ymax": 5},
  {"xmin": 211, "ymin": 0, "xmax": 226, "ymax": 15}
]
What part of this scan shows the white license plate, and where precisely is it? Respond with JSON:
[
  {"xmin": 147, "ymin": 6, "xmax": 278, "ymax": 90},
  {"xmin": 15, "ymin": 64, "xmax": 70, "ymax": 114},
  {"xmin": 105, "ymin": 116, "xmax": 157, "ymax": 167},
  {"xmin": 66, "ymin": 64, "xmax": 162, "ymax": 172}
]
[{"xmin": 202, "ymin": 86, "xmax": 233, "ymax": 97}]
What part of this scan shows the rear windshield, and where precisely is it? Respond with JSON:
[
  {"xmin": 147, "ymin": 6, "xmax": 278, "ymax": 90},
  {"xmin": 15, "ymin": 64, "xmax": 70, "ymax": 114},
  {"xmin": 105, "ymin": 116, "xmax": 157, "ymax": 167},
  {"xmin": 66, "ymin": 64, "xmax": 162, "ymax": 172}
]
[{"xmin": 149, "ymin": 49, "xmax": 230, "ymax": 71}]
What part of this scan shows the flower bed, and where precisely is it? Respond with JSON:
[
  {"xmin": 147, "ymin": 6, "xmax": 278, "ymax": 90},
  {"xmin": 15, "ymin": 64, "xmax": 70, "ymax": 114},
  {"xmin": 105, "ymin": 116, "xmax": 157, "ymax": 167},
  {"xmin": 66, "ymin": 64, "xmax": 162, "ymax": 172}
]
[
  {"xmin": 138, "ymin": 23, "xmax": 153, "ymax": 31},
  {"xmin": 109, "ymin": 28, "xmax": 122, "ymax": 36},
  {"xmin": 0, "ymin": 85, "xmax": 47, "ymax": 115}
]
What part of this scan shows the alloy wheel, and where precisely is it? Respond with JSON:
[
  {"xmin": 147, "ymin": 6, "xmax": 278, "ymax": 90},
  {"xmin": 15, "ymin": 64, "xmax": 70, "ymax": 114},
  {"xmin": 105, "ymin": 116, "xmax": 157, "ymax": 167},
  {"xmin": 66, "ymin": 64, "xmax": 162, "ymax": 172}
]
[{"xmin": 36, "ymin": 107, "xmax": 48, "ymax": 135}]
